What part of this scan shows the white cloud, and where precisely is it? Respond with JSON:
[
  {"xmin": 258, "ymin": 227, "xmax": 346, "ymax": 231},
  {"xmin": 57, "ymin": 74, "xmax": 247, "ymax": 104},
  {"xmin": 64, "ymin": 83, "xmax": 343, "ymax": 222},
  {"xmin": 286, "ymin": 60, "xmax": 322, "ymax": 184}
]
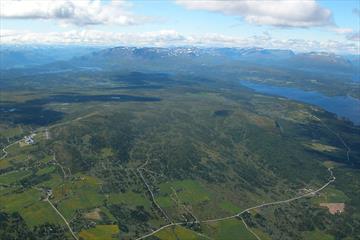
[
  {"xmin": 346, "ymin": 31, "xmax": 360, "ymax": 42},
  {"xmin": 328, "ymin": 28, "xmax": 359, "ymax": 42},
  {"xmin": 0, "ymin": 0, "xmax": 148, "ymax": 26},
  {"xmin": 331, "ymin": 28, "xmax": 353, "ymax": 34},
  {"xmin": 1, "ymin": 29, "xmax": 357, "ymax": 54},
  {"xmin": 176, "ymin": 0, "xmax": 333, "ymax": 28}
]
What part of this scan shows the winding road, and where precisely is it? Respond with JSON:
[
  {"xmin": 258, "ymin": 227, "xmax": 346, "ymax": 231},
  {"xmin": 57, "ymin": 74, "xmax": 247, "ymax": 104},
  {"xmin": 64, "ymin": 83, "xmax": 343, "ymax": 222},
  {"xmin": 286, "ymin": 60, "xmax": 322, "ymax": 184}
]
[
  {"xmin": 135, "ymin": 168, "xmax": 335, "ymax": 240},
  {"xmin": 135, "ymin": 115, "xmax": 346, "ymax": 240},
  {"xmin": 0, "ymin": 111, "xmax": 350, "ymax": 240},
  {"xmin": 44, "ymin": 192, "xmax": 79, "ymax": 240},
  {"xmin": 0, "ymin": 139, "xmax": 22, "ymax": 160},
  {"xmin": 137, "ymin": 159, "xmax": 172, "ymax": 224}
]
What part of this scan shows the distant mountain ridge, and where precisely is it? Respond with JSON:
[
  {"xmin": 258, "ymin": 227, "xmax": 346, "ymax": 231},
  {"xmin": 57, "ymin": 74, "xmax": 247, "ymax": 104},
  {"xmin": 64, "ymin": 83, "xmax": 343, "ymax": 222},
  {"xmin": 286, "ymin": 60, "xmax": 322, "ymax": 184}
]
[
  {"xmin": 1, "ymin": 45, "xmax": 358, "ymax": 74},
  {"xmin": 0, "ymin": 45, "xmax": 104, "ymax": 69},
  {"xmin": 89, "ymin": 46, "xmax": 295, "ymax": 58},
  {"xmin": 74, "ymin": 46, "xmax": 356, "ymax": 74}
]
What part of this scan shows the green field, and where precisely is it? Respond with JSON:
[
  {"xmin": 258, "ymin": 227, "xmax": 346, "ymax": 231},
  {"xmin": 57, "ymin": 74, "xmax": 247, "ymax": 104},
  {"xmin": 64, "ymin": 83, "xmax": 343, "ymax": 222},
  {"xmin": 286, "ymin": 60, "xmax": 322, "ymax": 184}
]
[
  {"xmin": 20, "ymin": 201, "xmax": 64, "ymax": 227},
  {"xmin": 157, "ymin": 180, "xmax": 210, "ymax": 207},
  {"xmin": 0, "ymin": 188, "xmax": 40, "ymax": 212},
  {"xmin": 79, "ymin": 224, "xmax": 120, "ymax": 240},
  {"xmin": 56, "ymin": 176, "xmax": 105, "ymax": 219},
  {"xmin": 200, "ymin": 219, "xmax": 259, "ymax": 240},
  {"xmin": 108, "ymin": 191, "xmax": 151, "ymax": 208},
  {"xmin": 0, "ymin": 170, "xmax": 31, "ymax": 185},
  {"xmin": 303, "ymin": 229, "xmax": 335, "ymax": 240},
  {"xmin": 0, "ymin": 67, "xmax": 359, "ymax": 240},
  {"xmin": 155, "ymin": 225, "xmax": 207, "ymax": 240},
  {"xmin": 312, "ymin": 187, "xmax": 349, "ymax": 204}
]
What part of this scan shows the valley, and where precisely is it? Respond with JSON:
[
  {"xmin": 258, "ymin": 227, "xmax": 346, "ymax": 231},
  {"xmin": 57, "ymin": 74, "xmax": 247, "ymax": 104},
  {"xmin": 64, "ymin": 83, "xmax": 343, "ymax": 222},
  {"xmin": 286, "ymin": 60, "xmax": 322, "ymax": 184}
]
[
  {"xmin": 1, "ymin": 53, "xmax": 360, "ymax": 239},
  {"xmin": 1, "ymin": 0, "xmax": 360, "ymax": 237}
]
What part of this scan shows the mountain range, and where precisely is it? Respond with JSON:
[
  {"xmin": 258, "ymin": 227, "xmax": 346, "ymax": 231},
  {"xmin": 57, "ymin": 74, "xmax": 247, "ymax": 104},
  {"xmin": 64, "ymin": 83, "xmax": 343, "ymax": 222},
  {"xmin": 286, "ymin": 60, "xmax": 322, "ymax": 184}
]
[{"xmin": 1, "ymin": 45, "xmax": 358, "ymax": 74}]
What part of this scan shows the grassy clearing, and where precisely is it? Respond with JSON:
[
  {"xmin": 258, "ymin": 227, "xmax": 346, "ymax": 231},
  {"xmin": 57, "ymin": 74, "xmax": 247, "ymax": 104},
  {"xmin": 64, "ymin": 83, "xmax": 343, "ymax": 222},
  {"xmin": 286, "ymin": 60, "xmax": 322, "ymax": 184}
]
[
  {"xmin": 108, "ymin": 191, "xmax": 150, "ymax": 208},
  {"xmin": 0, "ymin": 159, "xmax": 11, "ymax": 169},
  {"xmin": 40, "ymin": 154, "xmax": 53, "ymax": 163},
  {"xmin": 0, "ymin": 188, "xmax": 40, "ymax": 212},
  {"xmin": 303, "ymin": 229, "xmax": 335, "ymax": 240},
  {"xmin": 6, "ymin": 153, "xmax": 29, "ymax": 165},
  {"xmin": 99, "ymin": 206, "xmax": 116, "ymax": 221},
  {"xmin": 56, "ymin": 176, "xmax": 105, "ymax": 219},
  {"xmin": 36, "ymin": 166, "xmax": 56, "ymax": 176},
  {"xmin": 322, "ymin": 161, "xmax": 343, "ymax": 168},
  {"xmin": 202, "ymin": 218, "xmax": 258, "ymax": 240},
  {"xmin": 216, "ymin": 219, "xmax": 257, "ymax": 240},
  {"xmin": 0, "ymin": 170, "xmax": 31, "ymax": 185},
  {"xmin": 155, "ymin": 225, "xmax": 206, "ymax": 240},
  {"xmin": 0, "ymin": 126, "xmax": 23, "ymax": 138},
  {"xmin": 84, "ymin": 208, "xmax": 102, "ymax": 221},
  {"xmin": 38, "ymin": 174, "xmax": 63, "ymax": 188},
  {"xmin": 312, "ymin": 187, "xmax": 349, "ymax": 204},
  {"xmin": 304, "ymin": 142, "xmax": 339, "ymax": 153},
  {"xmin": 100, "ymin": 147, "xmax": 115, "ymax": 158},
  {"xmin": 0, "ymin": 187, "xmax": 64, "ymax": 227},
  {"xmin": 79, "ymin": 224, "xmax": 120, "ymax": 240},
  {"xmin": 157, "ymin": 180, "xmax": 210, "ymax": 208},
  {"xmin": 252, "ymin": 228, "xmax": 272, "ymax": 240},
  {"xmin": 219, "ymin": 201, "xmax": 241, "ymax": 214},
  {"xmin": 20, "ymin": 201, "xmax": 64, "ymax": 227},
  {"xmin": 287, "ymin": 110, "xmax": 313, "ymax": 123}
]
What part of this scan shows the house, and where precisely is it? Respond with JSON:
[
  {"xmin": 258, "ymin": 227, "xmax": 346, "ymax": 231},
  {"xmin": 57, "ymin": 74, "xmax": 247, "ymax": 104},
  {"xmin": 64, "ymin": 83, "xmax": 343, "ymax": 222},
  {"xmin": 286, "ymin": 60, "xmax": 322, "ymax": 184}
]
[{"xmin": 24, "ymin": 135, "xmax": 35, "ymax": 144}]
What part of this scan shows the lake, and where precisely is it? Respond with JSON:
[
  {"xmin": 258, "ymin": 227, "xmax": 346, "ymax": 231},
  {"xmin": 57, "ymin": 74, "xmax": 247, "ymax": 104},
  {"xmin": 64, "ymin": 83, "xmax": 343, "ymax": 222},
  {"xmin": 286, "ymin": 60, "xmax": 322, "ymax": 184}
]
[{"xmin": 240, "ymin": 81, "xmax": 360, "ymax": 125}]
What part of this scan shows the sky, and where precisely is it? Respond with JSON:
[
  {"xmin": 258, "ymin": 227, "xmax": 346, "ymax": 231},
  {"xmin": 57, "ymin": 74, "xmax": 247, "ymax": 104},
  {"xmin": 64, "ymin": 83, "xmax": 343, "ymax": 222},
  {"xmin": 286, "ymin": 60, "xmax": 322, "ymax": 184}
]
[{"xmin": 0, "ymin": 0, "xmax": 359, "ymax": 54}]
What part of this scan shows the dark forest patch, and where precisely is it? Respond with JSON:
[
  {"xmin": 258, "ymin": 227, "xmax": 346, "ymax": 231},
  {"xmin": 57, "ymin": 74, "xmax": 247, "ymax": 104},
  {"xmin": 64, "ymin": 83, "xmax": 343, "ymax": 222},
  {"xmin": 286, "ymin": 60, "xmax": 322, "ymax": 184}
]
[
  {"xmin": 0, "ymin": 94, "xmax": 161, "ymax": 126},
  {"xmin": 27, "ymin": 94, "xmax": 161, "ymax": 105},
  {"xmin": 213, "ymin": 109, "xmax": 233, "ymax": 117},
  {"xmin": 106, "ymin": 85, "xmax": 164, "ymax": 90}
]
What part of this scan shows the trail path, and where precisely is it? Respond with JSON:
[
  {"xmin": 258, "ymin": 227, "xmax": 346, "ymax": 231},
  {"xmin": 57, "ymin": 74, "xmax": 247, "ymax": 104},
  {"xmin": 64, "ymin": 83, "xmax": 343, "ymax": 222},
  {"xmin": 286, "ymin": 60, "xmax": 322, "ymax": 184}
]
[
  {"xmin": 1, "ymin": 112, "xmax": 98, "ymax": 160},
  {"xmin": 240, "ymin": 216, "xmax": 262, "ymax": 240},
  {"xmin": 45, "ymin": 195, "xmax": 79, "ymax": 240},
  {"xmin": 50, "ymin": 151, "xmax": 68, "ymax": 179},
  {"xmin": 136, "ymin": 113, "xmax": 348, "ymax": 240},
  {"xmin": 0, "ymin": 111, "xmax": 350, "ymax": 240},
  {"xmin": 313, "ymin": 116, "xmax": 351, "ymax": 162},
  {"xmin": 0, "ymin": 139, "xmax": 22, "ymax": 160},
  {"xmin": 137, "ymin": 159, "xmax": 172, "ymax": 224},
  {"xmin": 135, "ymin": 168, "xmax": 335, "ymax": 240},
  {"xmin": 0, "ymin": 114, "xmax": 99, "ymax": 239},
  {"xmin": 31, "ymin": 186, "xmax": 78, "ymax": 240}
]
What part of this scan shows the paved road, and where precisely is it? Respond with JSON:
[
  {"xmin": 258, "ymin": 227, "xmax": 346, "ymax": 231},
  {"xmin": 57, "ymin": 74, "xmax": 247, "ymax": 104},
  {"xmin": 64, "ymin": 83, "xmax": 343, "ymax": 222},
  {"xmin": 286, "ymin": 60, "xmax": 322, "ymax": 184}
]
[
  {"xmin": 45, "ymin": 196, "xmax": 79, "ymax": 240},
  {"xmin": 137, "ymin": 165, "xmax": 172, "ymax": 224},
  {"xmin": 31, "ymin": 186, "xmax": 79, "ymax": 240},
  {"xmin": 0, "ymin": 111, "xmax": 345, "ymax": 240},
  {"xmin": 1, "ymin": 112, "xmax": 99, "ymax": 160},
  {"xmin": 240, "ymin": 216, "xmax": 262, "ymax": 240},
  {"xmin": 135, "ymin": 168, "xmax": 335, "ymax": 240},
  {"xmin": 136, "ymin": 114, "xmax": 347, "ymax": 240},
  {"xmin": 0, "ymin": 139, "xmax": 22, "ymax": 160}
]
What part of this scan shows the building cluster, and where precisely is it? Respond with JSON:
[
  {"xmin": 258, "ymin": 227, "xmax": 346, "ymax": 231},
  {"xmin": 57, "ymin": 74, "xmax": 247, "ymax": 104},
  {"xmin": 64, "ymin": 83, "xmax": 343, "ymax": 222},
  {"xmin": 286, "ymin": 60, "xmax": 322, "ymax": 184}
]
[{"xmin": 24, "ymin": 134, "xmax": 36, "ymax": 145}]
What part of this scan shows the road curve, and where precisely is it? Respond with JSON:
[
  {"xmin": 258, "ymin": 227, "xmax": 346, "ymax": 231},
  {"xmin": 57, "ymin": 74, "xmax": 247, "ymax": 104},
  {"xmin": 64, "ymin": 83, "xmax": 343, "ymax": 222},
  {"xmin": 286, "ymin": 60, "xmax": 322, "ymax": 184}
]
[
  {"xmin": 135, "ymin": 168, "xmax": 335, "ymax": 240},
  {"xmin": 0, "ymin": 139, "xmax": 22, "ymax": 160}
]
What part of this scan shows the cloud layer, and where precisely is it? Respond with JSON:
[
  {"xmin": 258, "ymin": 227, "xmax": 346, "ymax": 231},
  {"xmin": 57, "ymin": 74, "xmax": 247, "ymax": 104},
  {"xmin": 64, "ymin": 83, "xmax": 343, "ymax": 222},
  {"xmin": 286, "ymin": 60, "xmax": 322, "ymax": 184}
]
[
  {"xmin": 1, "ymin": 0, "xmax": 334, "ymax": 28},
  {"xmin": 0, "ymin": 0, "xmax": 147, "ymax": 26},
  {"xmin": 176, "ymin": 0, "xmax": 333, "ymax": 28},
  {"xmin": 346, "ymin": 31, "xmax": 360, "ymax": 42},
  {"xmin": 1, "ymin": 29, "xmax": 357, "ymax": 54}
]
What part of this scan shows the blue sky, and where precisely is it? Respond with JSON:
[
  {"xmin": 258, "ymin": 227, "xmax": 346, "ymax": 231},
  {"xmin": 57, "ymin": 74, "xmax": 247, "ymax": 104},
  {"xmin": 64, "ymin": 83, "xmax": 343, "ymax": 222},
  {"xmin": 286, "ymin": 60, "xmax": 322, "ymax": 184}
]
[{"xmin": 0, "ymin": 0, "xmax": 359, "ymax": 53}]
